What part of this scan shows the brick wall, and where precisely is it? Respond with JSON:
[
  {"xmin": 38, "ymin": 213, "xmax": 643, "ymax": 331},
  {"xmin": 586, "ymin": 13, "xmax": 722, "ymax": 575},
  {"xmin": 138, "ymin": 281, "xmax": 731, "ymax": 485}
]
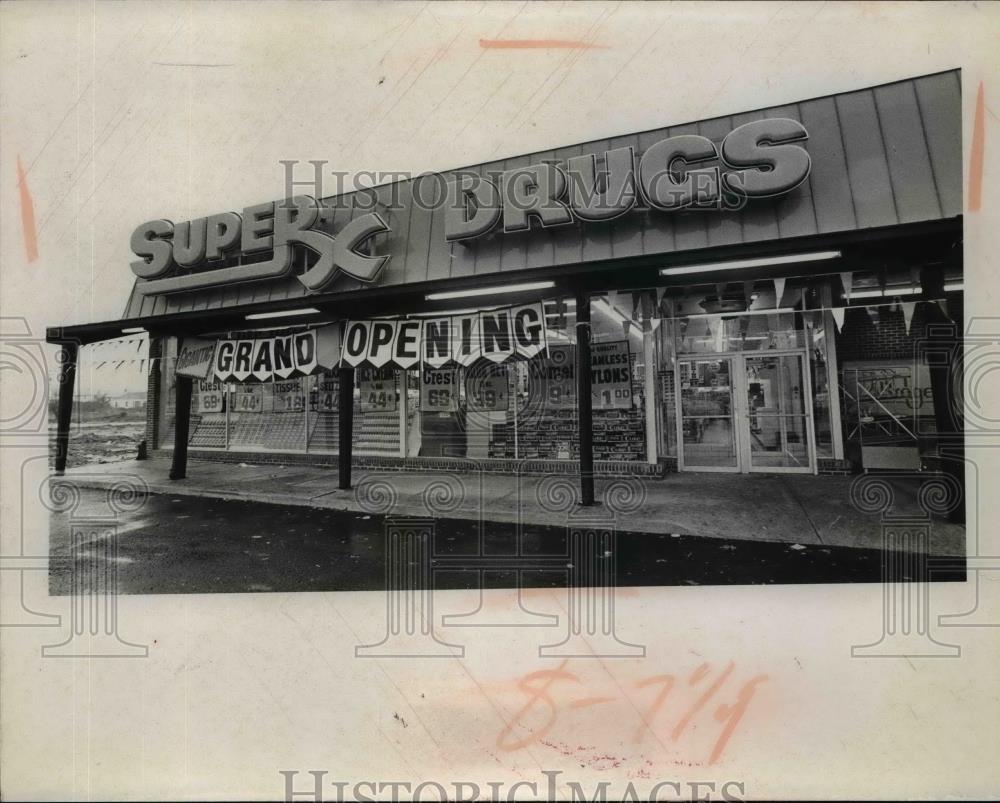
[{"xmin": 835, "ymin": 295, "xmax": 963, "ymax": 364}]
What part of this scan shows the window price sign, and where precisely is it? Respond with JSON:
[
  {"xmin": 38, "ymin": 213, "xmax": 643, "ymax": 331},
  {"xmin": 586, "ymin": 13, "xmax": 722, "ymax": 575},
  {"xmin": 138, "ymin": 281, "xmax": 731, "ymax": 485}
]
[
  {"xmin": 230, "ymin": 384, "xmax": 264, "ymax": 413},
  {"xmin": 359, "ymin": 367, "xmax": 397, "ymax": 413},
  {"xmin": 195, "ymin": 379, "xmax": 225, "ymax": 413},
  {"xmin": 420, "ymin": 367, "xmax": 458, "ymax": 412},
  {"xmin": 536, "ymin": 345, "xmax": 576, "ymax": 410},
  {"xmin": 314, "ymin": 371, "xmax": 339, "ymax": 412},
  {"xmin": 273, "ymin": 379, "xmax": 306, "ymax": 413},
  {"xmin": 465, "ymin": 365, "xmax": 509, "ymax": 412},
  {"xmin": 591, "ymin": 340, "xmax": 632, "ymax": 410}
]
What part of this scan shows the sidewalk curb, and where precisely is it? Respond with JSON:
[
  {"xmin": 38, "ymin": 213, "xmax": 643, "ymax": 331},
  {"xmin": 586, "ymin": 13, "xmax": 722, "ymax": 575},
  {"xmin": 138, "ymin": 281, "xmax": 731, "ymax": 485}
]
[{"xmin": 57, "ymin": 472, "xmax": 698, "ymax": 540}]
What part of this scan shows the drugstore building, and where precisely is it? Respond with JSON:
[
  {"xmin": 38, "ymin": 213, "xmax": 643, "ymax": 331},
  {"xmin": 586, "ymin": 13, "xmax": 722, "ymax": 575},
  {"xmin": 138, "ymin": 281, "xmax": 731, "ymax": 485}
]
[{"xmin": 48, "ymin": 71, "xmax": 965, "ymax": 499}]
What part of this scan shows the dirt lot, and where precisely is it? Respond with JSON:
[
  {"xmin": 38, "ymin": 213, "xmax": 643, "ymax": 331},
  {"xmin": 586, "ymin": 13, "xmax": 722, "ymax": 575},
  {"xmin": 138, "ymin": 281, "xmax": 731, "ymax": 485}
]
[{"xmin": 49, "ymin": 410, "xmax": 147, "ymax": 469}]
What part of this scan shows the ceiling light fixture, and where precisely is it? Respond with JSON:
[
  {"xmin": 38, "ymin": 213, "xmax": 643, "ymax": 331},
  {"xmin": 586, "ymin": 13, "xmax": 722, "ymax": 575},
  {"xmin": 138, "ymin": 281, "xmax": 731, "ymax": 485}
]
[
  {"xmin": 425, "ymin": 281, "xmax": 555, "ymax": 301},
  {"xmin": 245, "ymin": 307, "xmax": 322, "ymax": 321},
  {"xmin": 660, "ymin": 250, "xmax": 841, "ymax": 276}
]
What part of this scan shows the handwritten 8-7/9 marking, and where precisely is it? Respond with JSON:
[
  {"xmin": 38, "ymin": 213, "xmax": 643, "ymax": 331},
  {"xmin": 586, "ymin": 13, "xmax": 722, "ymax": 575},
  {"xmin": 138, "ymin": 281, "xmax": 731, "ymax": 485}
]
[{"xmin": 496, "ymin": 659, "xmax": 768, "ymax": 765}]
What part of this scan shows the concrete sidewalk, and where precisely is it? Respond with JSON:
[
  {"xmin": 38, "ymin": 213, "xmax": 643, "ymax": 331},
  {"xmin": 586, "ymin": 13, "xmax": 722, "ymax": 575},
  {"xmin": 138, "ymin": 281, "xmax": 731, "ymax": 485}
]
[{"xmin": 61, "ymin": 457, "xmax": 966, "ymax": 556}]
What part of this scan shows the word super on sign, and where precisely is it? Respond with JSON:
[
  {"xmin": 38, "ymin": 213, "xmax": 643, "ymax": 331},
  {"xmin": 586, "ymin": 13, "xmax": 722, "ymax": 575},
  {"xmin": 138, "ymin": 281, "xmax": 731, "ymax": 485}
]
[{"xmin": 130, "ymin": 195, "xmax": 390, "ymax": 295}]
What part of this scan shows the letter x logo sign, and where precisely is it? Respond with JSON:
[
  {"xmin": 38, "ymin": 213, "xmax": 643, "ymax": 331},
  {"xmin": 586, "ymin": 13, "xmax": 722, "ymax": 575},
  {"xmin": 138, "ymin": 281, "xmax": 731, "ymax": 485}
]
[{"xmin": 296, "ymin": 211, "xmax": 391, "ymax": 290}]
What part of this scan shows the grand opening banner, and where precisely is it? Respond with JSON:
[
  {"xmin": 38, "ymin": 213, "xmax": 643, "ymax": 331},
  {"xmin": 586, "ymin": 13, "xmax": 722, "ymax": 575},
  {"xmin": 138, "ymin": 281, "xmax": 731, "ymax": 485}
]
[
  {"xmin": 213, "ymin": 324, "xmax": 342, "ymax": 382},
  {"xmin": 202, "ymin": 306, "xmax": 547, "ymax": 384},
  {"xmin": 341, "ymin": 303, "xmax": 548, "ymax": 369}
]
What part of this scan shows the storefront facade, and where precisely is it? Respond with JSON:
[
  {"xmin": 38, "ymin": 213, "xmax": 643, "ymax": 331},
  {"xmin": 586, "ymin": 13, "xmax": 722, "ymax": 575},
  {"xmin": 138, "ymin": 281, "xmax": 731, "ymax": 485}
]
[{"xmin": 49, "ymin": 71, "xmax": 964, "ymax": 488}]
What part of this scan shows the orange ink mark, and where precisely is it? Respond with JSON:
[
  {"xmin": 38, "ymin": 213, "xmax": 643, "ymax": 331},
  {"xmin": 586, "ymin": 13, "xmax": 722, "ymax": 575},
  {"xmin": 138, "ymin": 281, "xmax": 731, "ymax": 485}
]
[
  {"xmin": 569, "ymin": 695, "xmax": 616, "ymax": 709},
  {"xmin": 497, "ymin": 659, "xmax": 580, "ymax": 751},
  {"xmin": 672, "ymin": 662, "xmax": 734, "ymax": 741},
  {"xmin": 16, "ymin": 156, "xmax": 38, "ymax": 262},
  {"xmin": 688, "ymin": 662, "xmax": 711, "ymax": 685},
  {"xmin": 969, "ymin": 81, "xmax": 985, "ymax": 213},
  {"xmin": 479, "ymin": 39, "xmax": 609, "ymax": 50},
  {"xmin": 633, "ymin": 673, "xmax": 675, "ymax": 744},
  {"xmin": 709, "ymin": 674, "xmax": 769, "ymax": 765}
]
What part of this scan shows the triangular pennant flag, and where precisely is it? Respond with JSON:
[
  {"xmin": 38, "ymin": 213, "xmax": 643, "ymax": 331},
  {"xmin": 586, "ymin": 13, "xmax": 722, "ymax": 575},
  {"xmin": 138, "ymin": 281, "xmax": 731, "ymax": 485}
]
[
  {"xmin": 901, "ymin": 302, "xmax": 916, "ymax": 335},
  {"xmin": 622, "ymin": 320, "xmax": 632, "ymax": 338},
  {"xmin": 743, "ymin": 281, "xmax": 754, "ymax": 307},
  {"xmin": 839, "ymin": 272, "xmax": 853, "ymax": 302},
  {"xmin": 773, "ymin": 277, "xmax": 786, "ymax": 307},
  {"xmin": 639, "ymin": 292, "xmax": 654, "ymax": 322},
  {"xmin": 605, "ymin": 290, "xmax": 620, "ymax": 314},
  {"xmin": 936, "ymin": 298, "xmax": 950, "ymax": 320},
  {"xmin": 656, "ymin": 286, "xmax": 666, "ymax": 308},
  {"xmin": 707, "ymin": 316, "xmax": 721, "ymax": 345},
  {"xmin": 831, "ymin": 307, "xmax": 845, "ymax": 333},
  {"xmin": 866, "ymin": 306, "xmax": 880, "ymax": 329}
]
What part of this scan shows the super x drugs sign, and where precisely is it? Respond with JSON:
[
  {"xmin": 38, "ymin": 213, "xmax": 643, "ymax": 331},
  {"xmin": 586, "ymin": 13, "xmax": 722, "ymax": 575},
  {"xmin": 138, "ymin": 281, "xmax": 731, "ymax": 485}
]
[
  {"xmin": 212, "ymin": 324, "xmax": 342, "ymax": 382},
  {"xmin": 342, "ymin": 303, "xmax": 548, "ymax": 369}
]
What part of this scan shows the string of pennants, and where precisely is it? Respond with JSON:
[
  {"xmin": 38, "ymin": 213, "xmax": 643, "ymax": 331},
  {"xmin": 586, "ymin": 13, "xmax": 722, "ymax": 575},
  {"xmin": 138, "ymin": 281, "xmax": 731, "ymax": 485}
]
[
  {"xmin": 649, "ymin": 274, "xmax": 952, "ymax": 338},
  {"xmin": 95, "ymin": 274, "xmax": 954, "ymax": 381},
  {"xmin": 85, "ymin": 336, "xmax": 148, "ymax": 372}
]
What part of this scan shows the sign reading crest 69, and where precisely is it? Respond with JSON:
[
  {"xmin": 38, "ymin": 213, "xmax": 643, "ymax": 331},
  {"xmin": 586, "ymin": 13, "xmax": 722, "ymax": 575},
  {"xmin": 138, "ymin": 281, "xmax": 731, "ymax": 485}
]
[
  {"xmin": 195, "ymin": 379, "xmax": 225, "ymax": 413},
  {"xmin": 420, "ymin": 366, "xmax": 457, "ymax": 412}
]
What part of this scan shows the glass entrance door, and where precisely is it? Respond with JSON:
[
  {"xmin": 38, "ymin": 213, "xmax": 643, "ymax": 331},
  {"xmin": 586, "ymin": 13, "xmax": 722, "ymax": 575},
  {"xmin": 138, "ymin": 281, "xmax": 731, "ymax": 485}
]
[
  {"xmin": 678, "ymin": 358, "xmax": 738, "ymax": 470},
  {"xmin": 677, "ymin": 352, "xmax": 815, "ymax": 473},
  {"xmin": 742, "ymin": 354, "xmax": 814, "ymax": 472}
]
